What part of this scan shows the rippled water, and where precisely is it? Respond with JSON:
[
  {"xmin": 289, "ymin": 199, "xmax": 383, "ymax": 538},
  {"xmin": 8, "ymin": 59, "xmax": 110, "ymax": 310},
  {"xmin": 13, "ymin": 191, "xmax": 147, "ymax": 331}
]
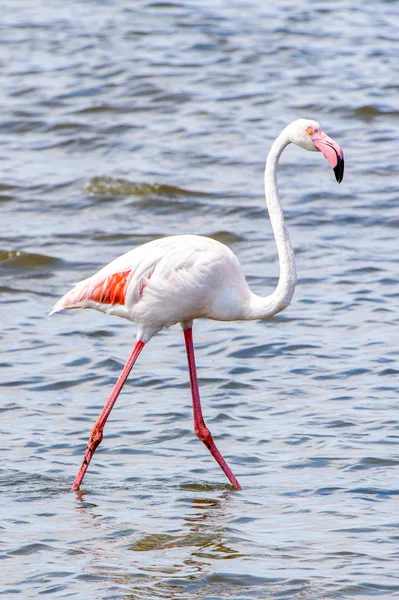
[{"xmin": 1, "ymin": 1, "xmax": 399, "ymax": 598}]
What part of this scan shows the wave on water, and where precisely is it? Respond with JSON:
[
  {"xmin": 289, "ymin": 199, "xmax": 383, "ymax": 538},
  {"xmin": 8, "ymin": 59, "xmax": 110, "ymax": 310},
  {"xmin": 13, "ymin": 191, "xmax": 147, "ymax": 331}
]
[
  {"xmin": 85, "ymin": 176, "xmax": 207, "ymax": 198},
  {"xmin": 0, "ymin": 250, "xmax": 60, "ymax": 270}
]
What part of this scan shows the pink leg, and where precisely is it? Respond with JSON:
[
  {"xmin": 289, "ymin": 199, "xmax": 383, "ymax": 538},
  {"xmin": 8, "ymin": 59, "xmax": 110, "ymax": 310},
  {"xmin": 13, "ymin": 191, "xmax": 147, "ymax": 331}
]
[
  {"xmin": 183, "ymin": 327, "xmax": 242, "ymax": 490},
  {"xmin": 71, "ymin": 340, "xmax": 145, "ymax": 491}
]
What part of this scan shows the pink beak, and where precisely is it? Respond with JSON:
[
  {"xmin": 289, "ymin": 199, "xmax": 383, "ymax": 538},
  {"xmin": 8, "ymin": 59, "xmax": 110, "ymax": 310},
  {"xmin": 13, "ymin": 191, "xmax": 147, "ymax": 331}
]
[{"xmin": 311, "ymin": 130, "xmax": 344, "ymax": 183}]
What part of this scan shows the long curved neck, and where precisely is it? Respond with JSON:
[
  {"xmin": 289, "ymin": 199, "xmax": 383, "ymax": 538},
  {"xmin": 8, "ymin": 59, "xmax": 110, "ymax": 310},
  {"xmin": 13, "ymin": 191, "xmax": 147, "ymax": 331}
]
[{"xmin": 249, "ymin": 130, "xmax": 297, "ymax": 319}]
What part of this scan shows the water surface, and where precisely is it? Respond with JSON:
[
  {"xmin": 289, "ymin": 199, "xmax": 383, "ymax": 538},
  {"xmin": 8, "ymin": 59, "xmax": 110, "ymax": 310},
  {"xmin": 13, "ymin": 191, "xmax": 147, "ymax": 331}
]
[{"xmin": 1, "ymin": 1, "xmax": 398, "ymax": 598}]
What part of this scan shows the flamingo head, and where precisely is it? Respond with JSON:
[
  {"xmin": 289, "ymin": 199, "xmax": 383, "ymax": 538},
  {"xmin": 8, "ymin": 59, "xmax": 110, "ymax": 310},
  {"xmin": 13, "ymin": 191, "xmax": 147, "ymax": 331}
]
[{"xmin": 287, "ymin": 119, "xmax": 344, "ymax": 183}]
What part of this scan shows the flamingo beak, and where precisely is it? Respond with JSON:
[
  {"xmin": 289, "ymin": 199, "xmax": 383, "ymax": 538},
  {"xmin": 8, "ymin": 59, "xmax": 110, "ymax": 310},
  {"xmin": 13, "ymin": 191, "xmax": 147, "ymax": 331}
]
[{"xmin": 311, "ymin": 130, "xmax": 344, "ymax": 183}]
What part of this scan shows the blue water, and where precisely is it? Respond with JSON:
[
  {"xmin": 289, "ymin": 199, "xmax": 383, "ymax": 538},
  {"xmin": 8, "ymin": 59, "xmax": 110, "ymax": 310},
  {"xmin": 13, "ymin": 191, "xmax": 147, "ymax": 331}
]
[{"xmin": 1, "ymin": 1, "xmax": 398, "ymax": 598}]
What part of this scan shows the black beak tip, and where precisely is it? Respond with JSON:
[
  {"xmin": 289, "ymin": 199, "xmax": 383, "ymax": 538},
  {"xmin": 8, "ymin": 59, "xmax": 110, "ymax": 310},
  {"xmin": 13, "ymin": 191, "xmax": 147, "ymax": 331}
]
[{"xmin": 334, "ymin": 156, "xmax": 344, "ymax": 184}]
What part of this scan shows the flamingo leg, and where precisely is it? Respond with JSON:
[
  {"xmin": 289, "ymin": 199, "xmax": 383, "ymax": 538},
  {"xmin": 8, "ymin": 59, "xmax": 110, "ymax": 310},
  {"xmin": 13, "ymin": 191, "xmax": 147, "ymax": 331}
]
[
  {"xmin": 71, "ymin": 340, "xmax": 145, "ymax": 491},
  {"xmin": 183, "ymin": 327, "xmax": 242, "ymax": 490}
]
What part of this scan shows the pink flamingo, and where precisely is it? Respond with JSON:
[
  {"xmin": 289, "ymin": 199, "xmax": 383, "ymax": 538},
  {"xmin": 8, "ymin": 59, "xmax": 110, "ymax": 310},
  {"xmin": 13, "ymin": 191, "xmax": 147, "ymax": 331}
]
[{"xmin": 51, "ymin": 119, "xmax": 344, "ymax": 491}]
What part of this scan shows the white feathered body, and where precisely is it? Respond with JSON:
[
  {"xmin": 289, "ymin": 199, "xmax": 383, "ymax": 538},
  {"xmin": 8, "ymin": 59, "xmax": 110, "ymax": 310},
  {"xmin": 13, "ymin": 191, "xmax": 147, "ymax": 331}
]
[
  {"xmin": 52, "ymin": 119, "xmax": 344, "ymax": 345},
  {"xmin": 51, "ymin": 235, "xmax": 254, "ymax": 341}
]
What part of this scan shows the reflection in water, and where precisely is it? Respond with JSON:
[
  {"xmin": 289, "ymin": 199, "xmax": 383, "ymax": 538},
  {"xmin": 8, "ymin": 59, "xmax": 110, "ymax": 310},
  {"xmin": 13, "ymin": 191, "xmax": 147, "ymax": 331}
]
[
  {"xmin": 128, "ymin": 490, "xmax": 243, "ymax": 598},
  {"xmin": 72, "ymin": 487, "xmax": 244, "ymax": 598},
  {"xmin": 130, "ymin": 492, "xmax": 241, "ymax": 558}
]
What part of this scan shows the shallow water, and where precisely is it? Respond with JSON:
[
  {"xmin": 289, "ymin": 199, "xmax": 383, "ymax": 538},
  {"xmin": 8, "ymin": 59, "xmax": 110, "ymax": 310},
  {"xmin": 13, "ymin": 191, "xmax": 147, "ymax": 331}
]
[{"xmin": 1, "ymin": 1, "xmax": 399, "ymax": 598}]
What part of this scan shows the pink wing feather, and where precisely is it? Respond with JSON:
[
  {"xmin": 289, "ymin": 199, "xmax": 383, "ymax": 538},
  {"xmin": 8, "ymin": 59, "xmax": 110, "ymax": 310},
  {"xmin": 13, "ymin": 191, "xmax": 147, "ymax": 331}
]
[{"xmin": 50, "ymin": 270, "xmax": 132, "ymax": 313}]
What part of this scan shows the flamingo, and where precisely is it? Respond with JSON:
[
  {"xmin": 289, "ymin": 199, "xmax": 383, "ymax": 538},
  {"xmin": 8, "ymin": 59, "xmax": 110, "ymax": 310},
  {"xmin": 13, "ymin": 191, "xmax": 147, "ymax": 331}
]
[{"xmin": 51, "ymin": 119, "xmax": 344, "ymax": 491}]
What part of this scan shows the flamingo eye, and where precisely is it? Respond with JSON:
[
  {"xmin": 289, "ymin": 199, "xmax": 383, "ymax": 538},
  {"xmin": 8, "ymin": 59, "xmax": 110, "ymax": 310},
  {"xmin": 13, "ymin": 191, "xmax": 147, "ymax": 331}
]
[{"xmin": 307, "ymin": 127, "xmax": 314, "ymax": 135}]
